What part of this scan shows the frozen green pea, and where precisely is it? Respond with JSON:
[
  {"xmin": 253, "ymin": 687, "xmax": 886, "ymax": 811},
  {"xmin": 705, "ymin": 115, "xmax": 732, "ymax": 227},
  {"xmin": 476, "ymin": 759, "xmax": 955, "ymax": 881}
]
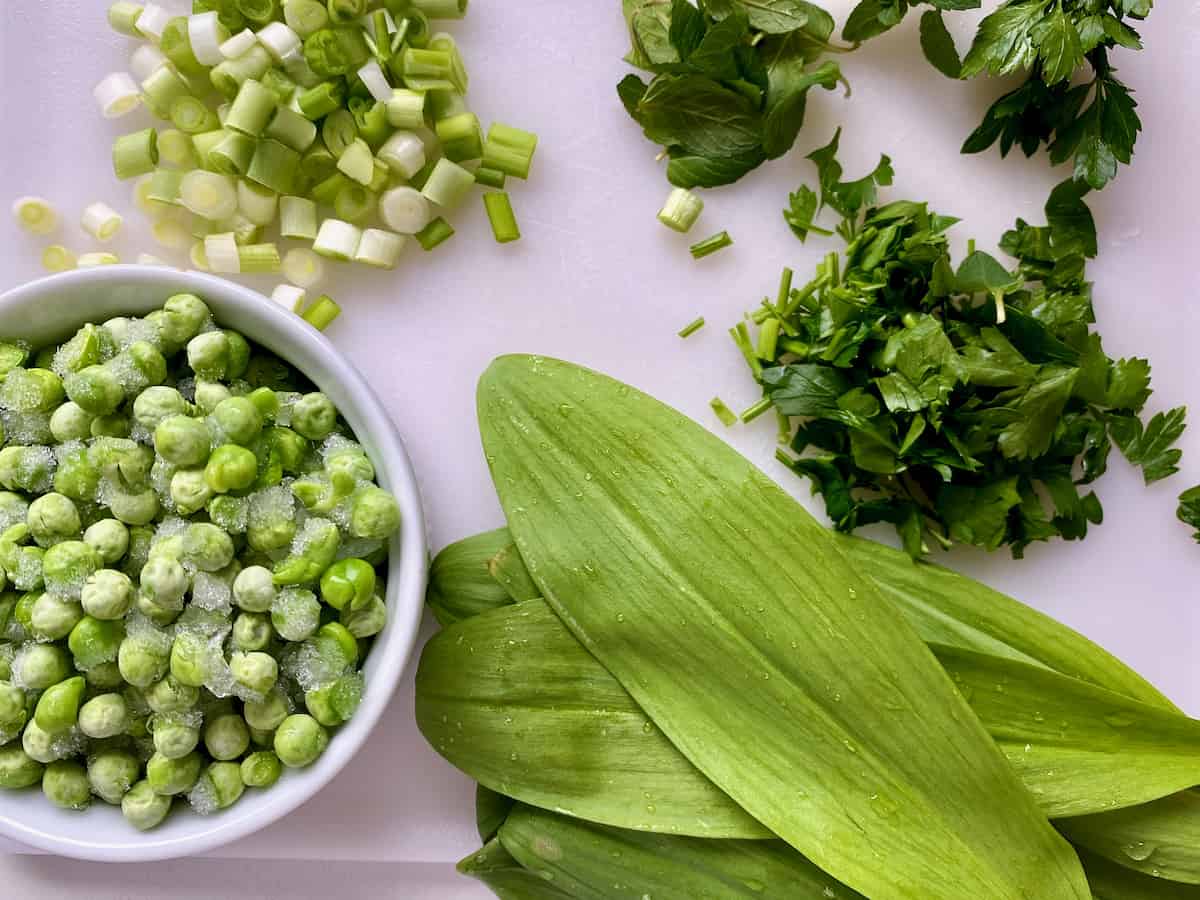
[
  {"xmin": 77, "ymin": 692, "xmax": 128, "ymax": 739},
  {"xmin": 31, "ymin": 593, "xmax": 84, "ymax": 641},
  {"xmin": 240, "ymin": 751, "xmax": 282, "ymax": 789},
  {"xmin": 170, "ymin": 632, "xmax": 214, "ymax": 688},
  {"xmin": 246, "ymin": 511, "xmax": 296, "ymax": 554},
  {"xmin": 204, "ymin": 712, "xmax": 250, "ymax": 761},
  {"xmin": 192, "ymin": 760, "xmax": 244, "ymax": 813},
  {"xmin": 139, "ymin": 556, "xmax": 189, "ymax": 609},
  {"xmin": 91, "ymin": 412, "xmax": 131, "ymax": 438},
  {"xmin": 54, "ymin": 323, "xmax": 110, "ymax": 373},
  {"xmin": 122, "ymin": 779, "xmax": 173, "ymax": 830},
  {"xmin": 42, "ymin": 760, "xmax": 91, "ymax": 810},
  {"xmin": 212, "ymin": 396, "xmax": 263, "ymax": 445},
  {"xmin": 106, "ymin": 487, "xmax": 160, "ymax": 526},
  {"xmin": 182, "ymin": 522, "xmax": 235, "ymax": 571},
  {"xmin": 0, "ymin": 744, "xmax": 44, "ymax": 789},
  {"xmin": 290, "ymin": 393, "xmax": 337, "ymax": 440},
  {"xmin": 244, "ymin": 689, "xmax": 289, "ymax": 731},
  {"xmin": 34, "ymin": 675, "xmax": 85, "ymax": 732},
  {"xmin": 84, "ymin": 660, "xmax": 125, "ymax": 690},
  {"xmin": 204, "ymin": 444, "xmax": 258, "ymax": 494},
  {"xmin": 80, "ymin": 569, "xmax": 134, "ymax": 619},
  {"xmin": 342, "ymin": 593, "xmax": 387, "ymax": 638},
  {"xmin": 186, "ymin": 332, "xmax": 231, "ymax": 380},
  {"xmin": 233, "ymin": 565, "xmax": 275, "ymax": 612},
  {"xmin": 271, "ymin": 588, "xmax": 321, "ymax": 642},
  {"xmin": 49, "ymin": 402, "xmax": 95, "ymax": 442},
  {"xmin": 136, "ymin": 591, "xmax": 182, "ymax": 627},
  {"xmin": 247, "ymin": 387, "xmax": 279, "ymax": 420},
  {"xmin": 27, "ymin": 493, "xmax": 81, "ymax": 547},
  {"xmin": 13, "ymin": 588, "xmax": 40, "ymax": 630},
  {"xmin": 68, "ymin": 615, "xmax": 125, "ymax": 669},
  {"xmin": 88, "ymin": 749, "xmax": 140, "ymax": 804},
  {"xmin": 304, "ymin": 685, "xmax": 342, "ymax": 727},
  {"xmin": 149, "ymin": 534, "xmax": 184, "ymax": 561},
  {"xmin": 170, "ymin": 468, "xmax": 213, "ymax": 515},
  {"xmin": 319, "ymin": 559, "xmax": 375, "ymax": 612},
  {"xmin": 42, "ymin": 541, "xmax": 101, "ymax": 595},
  {"xmin": 15, "ymin": 643, "xmax": 72, "ymax": 689},
  {"xmin": 348, "ymin": 486, "xmax": 401, "ymax": 541},
  {"xmin": 154, "ymin": 415, "xmax": 211, "ymax": 467},
  {"xmin": 83, "ymin": 519, "xmax": 130, "ymax": 565},
  {"xmin": 273, "ymin": 519, "xmax": 339, "ymax": 586},
  {"xmin": 132, "ymin": 385, "xmax": 189, "ymax": 430},
  {"xmin": 160, "ymin": 294, "xmax": 211, "ymax": 347},
  {"xmin": 65, "ymin": 365, "xmax": 124, "ymax": 416},
  {"xmin": 0, "ymin": 682, "xmax": 27, "ymax": 733},
  {"xmin": 152, "ymin": 717, "xmax": 201, "ymax": 759},
  {"xmin": 248, "ymin": 725, "xmax": 275, "ymax": 747},
  {"xmin": 52, "ymin": 448, "xmax": 100, "ymax": 503},
  {"xmin": 118, "ymin": 633, "xmax": 171, "ymax": 687},
  {"xmin": 274, "ymin": 714, "xmax": 328, "ymax": 768},
  {"xmin": 146, "ymin": 750, "xmax": 203, "ymax": 796},
  {"xmin": 232, "ymin": 611, "xmax": 273, "ymax": 651},
  {"xmin": 22, "ymin": 719, "xmax": 67, "ymax": 763},
  {"xmin": 0, "ymin": 491, "xmax": 29, "ymax": 528},
  {"xmin": 122, "ymin": 341, "xmax": 168, "ymax": 391},
  {"xmin": 145, "ymin": 674, "xmax": 199, "ymax": 715},
  {"xmin": 230, "ymin": 651, "xmax": 278, "ymax": 695},
  {"xmin": 270, "ymin": 428, "xmax": 308, "ymax": 473},
  {"xmin": 313, "ymin": 622, "xmax": 359, "ymax": 669},
  {"xmin": 0, "ymin": 368, "xmax": 64, "ymax": 412},
  {"xmin": 193, "ymin": 379, "xmax": 232, "ymax": 414},
  {"xmin": 0, "ymin": 446, "xmax": 56, "ymax": 493}
]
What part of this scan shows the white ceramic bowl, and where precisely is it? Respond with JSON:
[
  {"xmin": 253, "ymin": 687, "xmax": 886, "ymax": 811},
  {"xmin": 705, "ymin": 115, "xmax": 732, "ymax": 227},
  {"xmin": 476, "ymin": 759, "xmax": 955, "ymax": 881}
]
[{"xmin": 0, "ymin": 266, "xmax": 427, "ymax": 861}]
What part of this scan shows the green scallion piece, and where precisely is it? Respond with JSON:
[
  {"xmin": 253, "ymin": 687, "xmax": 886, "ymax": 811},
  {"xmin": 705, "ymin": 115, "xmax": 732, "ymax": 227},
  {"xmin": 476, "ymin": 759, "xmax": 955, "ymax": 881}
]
[
  {"xmin": 107, "ymin": 1, "xmax": 144, "ymax": 36},
  {"xmin": 420, "ymin": 158, "xmax": 474, "ymax": 208},
  {"xmin": 112, "ymin": 128, "xmax": 159, "ymax": 180},
  {"xmin": 385, "ymin": 88, "xmax": 427, "ymax": 129},
  {"xmin": 710, "ymin": 397, "xmax": 738, "ymax": 428},
  {"xmin": 370, "ymin": 11, "xmax": 393, "ymax": 63},
  {"xmin": 247, "ymin": 139, "xmax": 301, "ymax": 194},
  {"xmin": 210, "ymin": 130, "xmax": 258, "ymax": 175},
  {"xmin": 776, "ymin": 267, "xmax": 794, "ymax": 307},
  {"xmin": 414, "ymin": 217, "xmax": 454, "ymax": 251},
  {"xmin": 657, "ymin": 187, "xmax": 703, "ymax": 234},
  {"xmin": 678, "ymin": 317, "xmax": 706, "ymax": 339},
  {"xmin": 429, "ymin": 89, "xmax": 467, "ymax": 122},
  {"xmin": 260, "ymin": 67, "xmax": 297, "ymax": 105},
  {"xmin": 236, "ymin": 0, "xmax": 279, "ymax": 25},
  {"xmin": 690, "ymin": 230, "xmax": 733, "ymax": 260},
  {"xmin": 321, "ymin": 109, "xmax": 359, "ymax": 158},
  {"xmin": 334, "ymin": 183, "xmax": 377, "ymax": 224},
  {"xmin": 730, "ymin": 322, "xmax": 762, "ymax": 379},
  {"xmin": 303, "ymin": 26, "xmax": 370, "ymax": 78},
  {"xmin": 285, "ymin": 0, "xmax": 329, "ymax": 37},
  {"xmin": 310, "ymin": 172, "xmax": 351, "ymax": 206},
  {"xmin": 280, "ymin": 196, "xmax": 319, "ymax": 240},
  {"xmin": 348, "ymin": 97, "xmax": 391, "ymax": 151},
  {"xmin": 237, "ymin": 242, "xmax": 282, "ymax": 274},
  {"xmin": 210, "ymin": 44, "xmax": 273, "ymax": 98},
  {"xmin": 300, "ymin": 142, "xmax": 338, "ymax": 184},
  {"xmin": 435, "ymin": 112, "xmax": 483, "ymax": 163},
  {"xmin": 169, "ymin": 95, "xmax": 220, "ymax": 134},
  {"xmin": 160, "ymin": 16, "xmax": 205, "ymax": 77},
  {"xmin": 328, "ymin": 0, "xmax": 366, "ymax": 25},
  {"xmin": 480, "ymin": 123, "xmax": 537, "ymax": 180},
  {"xmin": 367, "ymin": 159, "xmax": 391, "ymax": 194},
  {"xmin": 264, "ymin": 106, "xmax": 318, "ymax": 152},
  {"xmin": 483, "ymin": 192, "xmax": 519, "ymax": 244},
  {"xmin": 146, "ymin": 169, "xmax": 185, "ymax": 206},
  {"xmin": 400, "ymin": 9, "xmax": 431, "ymax": 48},
  {"xmin": 410, "ymin": 0, "xmax": 468, "ymax": 18},
  {"xmin": 740, "ymin": 397, "xmax": 773, "ymax": 424},
  {"xmin": 141, "ymin": 67, "xmax": 192, "ymax": 120},
  {"xmin": 474, "ymin": 167, "xmax": 506, "ymax": 189},
  {"xmin": 190, "ymin": 129, "xmax": 225, "ymax": 169},
  {"xmin": 42, "ymin": 245, "xmax": 77, "ymax": 273},
  {"xmin": 298, "ymin": 81, "xmax": 345, "ymax": 120},
  {"xmin": 226, "ymin": 79, "xmax": 278, "ymax": 136},
  {"xmin": 756, "ymin": 318, "xmax": 781, "ymax": 361},
  {"xmin": 300, "ymin": 295, "xmax": 341, "ymax": 331},
  {"xmin": 336, "ymin": 138, "xmax": 376, "ymax": 186},
  {"xmin": 400, "ymin": 47, "xmax": 455, "ymax": 89}
]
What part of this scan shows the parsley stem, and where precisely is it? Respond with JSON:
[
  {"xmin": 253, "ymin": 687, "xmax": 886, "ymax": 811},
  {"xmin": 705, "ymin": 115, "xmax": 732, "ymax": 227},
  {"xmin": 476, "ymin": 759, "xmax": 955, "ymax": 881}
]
[
  {"xmin": 690, "ymin": 230, "xmax": 733, "ymax": 260},
  {"xmin": 776, "ymin": 267, "xmax": 794, "ymax": 307},
  {"xmin": 756, "ymin": 318, "xmax": 780, "ymax": 361},
  {"xmin": 677, "ymin": 317, "xmax": 705, "ymax": 339},
  {"xmin": 740, "ymin": 397, "xmax": 773, "ymax": 424},
  {"xmin": 775, "ymin": 409, "xmax": 792, "ymax": 445},
  {"xmin": 709, "ymin": 397, "xmax": 737, "ymax": 428},
  {"xmin": 730, "ymin": 323, "xmax": 762, "ymax": 379}
]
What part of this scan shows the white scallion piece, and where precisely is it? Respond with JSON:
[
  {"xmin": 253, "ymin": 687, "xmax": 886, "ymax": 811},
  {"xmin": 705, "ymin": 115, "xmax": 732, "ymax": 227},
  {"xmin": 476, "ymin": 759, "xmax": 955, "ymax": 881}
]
[
  {"xmin": 81, "ymin": 202, "xmax": 124, "ymax": 242},
  {"xmin": 271, "ymin": 284, "xmax": 307, "ymax": 313},
  {"xmin": 133, "ymin": 174, "xmax": 171, "ymax": 220},
  {"xmin": 237, "ymin": 179, "xmax": 279, "ymax": 226},
  {"xmin": 134, "ymin": 3, "xmax": 172, "ymax": 42},
  {"xmin": 137, "ymin": 253, "xmax": 169, "ymax": 266},
  {"xmin": 378, "ymin": 131, "xmax": 427, "ymax": 180},
  {"xmin": 257, "ymin": 22, "xmax": 301, "ymax": 62},
  {"xmin": 77, "ymin": 252, "xmax": 120, "ymax": 268},
  {"xmin": 420, "ymin": 158, "xmax": 475, "ymax": 209},
  {"xmin": 179, "ymin": 170, "xmax": 238, "ymax": 221},
  {"xmin": 335, "ymin": 139, "xmax": 376, "ymax": 186},
  {"xmin": 189, "ymin": 241, "xmax": 209, "ymax": 271},
  {"xmin": 357, "ymin": 59, "xmax": 392, "ymax": 103},
  {"xmin": 219, "ymin": 29, "xmax": 258, "ymax": 60},
  {"xmin": 41, "ymin": 245, "xmax": 77, "ymax": 273},
  {"xmin": 151, "ymin": 216, "xmax": 193, "ymax": 250},
  {"xmin": 204, "ymin": 232, "xmax": 240, "ymax": 273},
  {"xmin": 355, "ymin": 228, "xmax": 406, "ymax": 269},
  {"xmin": 188, "ymin": 12, "xmax": 228, "ymax": 66},
  {"xmin": 378, "ymin": 186, "xmax": 433, "ymax": 235},
  {"xmin": 312, "ymin": 219, "xmax": 361, "ymax": 262},
  {"xmin": 279, "ymin": 196, "xmax": 318, "ymax": 240},
  {"xmin": 130, "ymin": 44, "xmax": 169, "ymax": 82},
  {"xmin": 281, "ymin": 247, "xmax": 325, "ymax": 287},
  {"xmin": 93, "ymin": 72, "xmax": 143, "ymax": 119},
  {"xmin": 12, "ymin": 196, "xmax": 59, "ymax": 235}
]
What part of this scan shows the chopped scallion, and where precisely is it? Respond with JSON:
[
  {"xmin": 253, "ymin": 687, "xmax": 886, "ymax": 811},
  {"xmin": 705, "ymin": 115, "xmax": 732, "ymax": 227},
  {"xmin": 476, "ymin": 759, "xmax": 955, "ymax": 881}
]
[
  {"xmin": 710, "ymin": 397, "xmax": 738, "ymax": 428},
  {"xmin": 480, "ymin": 122, "xmax": 537, "ymax": 180},
  {"xmin": 151, "ymin": 216, "xmax": 192, "ymax": 250},
  {"xmin": 300, "ymin": 294, "xmax": 340, "ymax": 331},
  {"xmin": 297, "ymin": 80, "xmax": 344, "ymax": 120},
  {"xmin": 77, "ymin": 252, "xmax": 120, "ymax": 268},
  {"xmin": 321, "ymin": 109, "xmax": 358, "ymax": 157},
  {"xmin": 400, "ymin": 47, "xmax": 455, "ymax": 90},
  {"xmin": 300, "ymin": 142, "xmax": 337, "ymax": 182},
  {"xmin": 107, "ymin": 2, "xmax": 145, "ymax": 36},
  {"xmin": 354, "ymin": 228, "xmax": 406, "ymax": 269},
  {"xmin": 657, "ymin": 187, "xmax": 703, "ymax": 234},
  {"xmin": 226, "ymin": 78, "xmax": 278, "ymax": 136},
  {"xmin": 378, "ymin": 130, "xmax": 426, "ymax": 179},
  {"xmin": 678, "ymin": 317, "xmax": 706, "ymax": 339},
  {"xmin": 357, "ymin": 59, "xmax": 393, "ymax": 103},
  {"xmin": 134, "ymin": 174, "xmax": 171, "ymax": 219},
  {"xmin": 169, "ymin": 95, "xmax": 220, "ymax": 134},
  {"xmin": 209, "ymin": 130, "xmax": 257, "ymax": 175},
  {"xmin": 247, "ymin": 138, "xmax": 300, "ymax": 193},
  {"xmin": 161, "ymin": 16, "xmax": 206, "ymax": 77},
  {"xmin": 141, "ymin": 66, "xmax": 192, "ymax": 120},
  {"xmin": 130, "ymin": 44, "xmax": 169, "ymax": 83},
  {"xmin": 474, "ymin": 167, "xmax": 505, "ymax": 189},
  {"xmin": 379, "ymin": 186, "xmax": 432, "ymax": 234},
  {"xmin": 237, "ymin": 180, "xmax": 279, "ymax": 225},
  {"xmin": 335, "ymin": 138, "xmax": 376, "ymax": 186},
  {"xmin": 385, "ymin": 88, "xmax": 426, "ymax": 129},
  {"xmin": 419, "ymin": 157, "xmax": 473, "ymax": 208},
  {"xmin": 146, "ymin": 168, "xmax": 185, "ymax": 206},
  {"xmin": 312, "ymin": 219, "xmax": 362, "ymax": 261},
  {"xmin": 237, "ymin": 242, "xmax": 282, "ymax": 273},
  {"xmin": 12, "ymin": 196, "xmax": 59, "ymax": 235},
  {"xmin": 210, "ymin": 44, "xmax": 273, "ymax": 98},
  {"xmin": 263, "ymin": 106, "xmax": 317, "ymax": 151},
  {"xmin": 158, "ymin": 129, "xmax": 197, "ymax": 167},
  {"xmin": 93, "ymin": 72, "xmax": 143, "ymax": 119},
  {"xmin": 188, "ymin": 12, "xmax": 229, "ymax": 67},
  {"xmin": 310, "ymin": 172, "xmax": 350, "ymax": 206},
  {"xmin": 219, "ymin": 29, "xmax": 258, "ymax": 60},
  {"xmin": 283, "ymin": 0, "xmax": 329, "ymax": 38},
  {"xmin": 138, "ymin": 252, "xmax": 169, "ymax": 266},
  {"xmin": 690, "ymin": 230, "xmax": 733, "ymax": 260},
  {"xmin": 279, "ymin": 196, "xmax": 318, "ymax": 240},
  {"xmin": 237, "ymin": 0, "xmax": 281, "ymax": 26},
  {"xmin": 81, "ymin": 202, "xmax": 124, "ymax": 242},
  {"xmin": 180, "ymin": 170, "xmax": 239, "ymax": 220},
  {"xmin": 204, "ymin": 232, "xmax": 241, "ymax": 273},
  {"xmin": 328, "ymin": 0, "xmax": 366, "ymax": 25},
  {"xmin": 134, "ymin": 3, "xmax": 172, "ymax": 42},
  {"xmin": 112, "ymin": 128, "xmax": 160, "ymax": 180},
  {"xmin": 189, "ymin": 240, "xmax": 209, "ymax": 270},
  {"xmin": 482, "ymin": 192, "xmax": 519, "ymax": 244},
  {"xmin": 429, "ymin": 89, "xmax": 467, "ymax": 122},
  {"xmin": 410, "ymin": 0, "xmax": 469, "ymax": 18},
  {"xmin": 257, "ymin": 21, "xmax": 301, "ymax": 62},
  {"xmin": 41, "ymin": 245, "xmax": 77, "ymax": 273},
  {"xmin": 334, "ymin": 183, "xmax": 376, "ymax": 224},
  {"xmin": 435, "ymin": 112, "xmax": 482, "ymax": 162},
  {"xmin": 271, "ymin": 283, "xmax": 307, "ymax": 313},
  {"xmin": 282, "ymin": 247, "xmax": 326, "ymax": 287},
  {"xmin": 220, "ymin": 211, "xmax": 262, "ymax": 245}
]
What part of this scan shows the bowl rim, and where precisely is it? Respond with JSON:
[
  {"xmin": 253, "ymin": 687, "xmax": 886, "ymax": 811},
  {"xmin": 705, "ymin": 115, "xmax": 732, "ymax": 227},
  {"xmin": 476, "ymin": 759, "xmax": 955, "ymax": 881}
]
[{"xmin": 0, "ymin": 266, "xmax": 428, "ymax": 862}]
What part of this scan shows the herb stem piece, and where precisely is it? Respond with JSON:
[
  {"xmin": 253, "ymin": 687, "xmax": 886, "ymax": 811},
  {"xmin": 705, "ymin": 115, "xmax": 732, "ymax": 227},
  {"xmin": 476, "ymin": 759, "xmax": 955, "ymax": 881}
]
[{"xmin": 690, "ymin": 231, "xmax": 733, "ymax": 260}]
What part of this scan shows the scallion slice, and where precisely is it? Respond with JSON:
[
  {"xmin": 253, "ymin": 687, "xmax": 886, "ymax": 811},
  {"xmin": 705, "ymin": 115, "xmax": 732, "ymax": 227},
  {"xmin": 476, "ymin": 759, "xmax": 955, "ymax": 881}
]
[
  {"xmin": 146, "ymin": 168, "xmax": 185, "ymax": 206},
  {"xmin": 378, "ymin": 130, "xmax": 426, "ymax": 179},
  {"xmin": 246, "ymin": 139, "xmax": 300, "ymax": 193},
  {"xmin": 238, "ymin": 0, "xmax": 281, "ymax": 26},
  {"xmin": 480, "ymin": 123, "xmax": 537, "ymax": 180},
  {"xmin": 160, "ymin": 16, "xmax": 205, "ymax": 77},
  {"xmin": 321, "ymin": 109, "xmax": 358, "ymax": 158},
  {"xmin": 260, "ymin": 67, "xmax": 297, "ymax": 104},
  {"xmin": 204, "ymin": 232, "xmax": 241, "ymax": 273},
  {"xmin": 257, "ymin": 21, "xmax": 301, "ymax": 61},
  {"xmin": 419, "ymin": 157, "xmax": 473, "ymax": 208},
  {"xmin": 411, "ymin": 0, "xmax": 468, "ymax": 19},
  {"xmin": 209, "ymin": 129, "xmax": 257, "ymax": 175},
  {"xmin": 226, "ymin": 78, "xmax": 278, "ymax": 136},
  {"xmin": 474, "ymin": 167, "xmax": 505, "ymax": 189},
  {"xmin": 170, "ymin": 95, "xmax": 221, "ymax": 133},
  {"xmin": 141, "ymin": 66, "xmax": 192, "ymax": 120},
  {"xmin": 41, "ymin": 245, "xmax": 77, "ymax": 273},
  {"xmin": 139, "ymin": 252, "xmax": 169, "ymax": 267},
  {"xmin": 413, "ymin": 217, "xmax": 454, "ymax": 251},
  {"xmin": 482, "ymin": 191, "xmax": 519, "ymax": 244},
  {"xmin": 379, "ymin": 186, "xmax": 432, "ymax": 234},
  {"xmin": 310, "ymin": 172, "xmax": 351, "ymax": 206},
  {"xmin": 130, "ymin": 44, "xmax": 169, "ymax": 82},
  {"xmin": 77, "ymin": 252, "xmax": 120, "ymax": 268},
  {"xmin": 312, "ymin": 219, "xmax": 361, "ymax": 261},
  {"xmin": 189, "ymin": 241, "xmax": 209, "ymax": 270},
  {"xmin": 400, "ymin": 47, "xmax": 455, "ymax": 90},
  {"xmin": 180, "ymin": 170, "xmax": 239, "ymax": 220},
  {"xmin": 93, "ymin": 72, "xmax": 143, "ymax": 119},
  {"xmin": 281, "ymin": 247, "xmax": 325, "ymax": 286},
  {"xmin": 279, "ymin": 196, "xmax": 318, "ymax": 240},
  {"xmin": 219, "ymin": 29, "xmax": 258, "ymax": 60},
  {"xmin": 237, "ymin": 179, "xmax": 278, "ymax": 225},
  {"xmin": 219, "ymin": 211, "xmax": 262, "ymax": 245},
  {"xmin": 12, "ymin": 196, "xmax": 59, "ymax": 235},
  {"xmin": 237, "ymin": 242, "xmax": 282, "ymax": 273},
  {"xmin": 357, "ymin": 59, "xmax": 393, "ymax": 103},
  {"xmin": 283, "ymin": 0, "xmax": 329, "ymax": 38},
  {"xmin": 112, "ymin": 127, "xmax": 160, "ymax": 180},
  {"xmin": 335, "ymin": 138, "xmax": 376, "ymax": 186},
  {"xmin": 334, "ymin": 183, "xmax": 376, "ymax": 224},
  {"xmin": 367, "ymin": 159, "xmax": 391, "ymax": 194},
  {"xmin": 354, "ymin": 228, "xmax": 406, "ymax": 269},
  {"xmin": 300, "ymin": 142, "xmax": 337, "ymax": 183},
  {"xmin": 108, "ymin": 2, "xmax": 145, "ymax": 37},
  {"xmin": 271, "ymin": 283, "xmax": 307, "ymax": 313},
  {"xmin": 158, "ymin": 129, "xmax": 197, "ymax": 167},
  {"xmin": 188, "ymin": 12, "xmax": 229, "ymax": 66},
  {"xmin": 300, "ymin": 295, "xmax": 340, "ymax": 331},
  {"xmin": 690, "ymin": 230, "xmax": 733, "ymax": 260},
  {"xmin": 211, "ymin": 44, "xmax": 272, "ymax": 98},
  {"xmin": 709, "ymin": 397, "xmax": 738, "ymax": 427},
  {"xmin": 81, "ymin": 202, "xmax": 124, "ymax": 242},
  {"xmin": 297, "ymin": 81, "xmax": 345, "ymax": 120},
  {"xmin": 263, "ymin": 106, "xmax": 317, "ymax": 151},
  {"xmin": 152, "ymin": 216, "xmax": 192, "ymax": 250},
  {"xmin": 134, "ymin": 3, "xmax": 172, "ymax": 42},
  {"xmin": 658, "ymin": 187, "xmax": 704, "ymax": 234},
  {"xmin": 385, "ymin": 88, "xmax": 426, "ymax": 129},
  {"xmin": 134, "ymin": 174, "xmax": 172, "ymax": 219},
  {"xmin": 435, "ymin": 112, "xmax": 482, "ymax": 162}
]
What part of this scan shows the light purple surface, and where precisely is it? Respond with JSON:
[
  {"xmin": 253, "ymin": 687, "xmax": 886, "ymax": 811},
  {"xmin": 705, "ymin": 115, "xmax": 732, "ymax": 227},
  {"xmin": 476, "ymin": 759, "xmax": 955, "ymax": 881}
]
[{"xmin": 2, "ymin": 0, "xmax": 1200, "ymax": 894}]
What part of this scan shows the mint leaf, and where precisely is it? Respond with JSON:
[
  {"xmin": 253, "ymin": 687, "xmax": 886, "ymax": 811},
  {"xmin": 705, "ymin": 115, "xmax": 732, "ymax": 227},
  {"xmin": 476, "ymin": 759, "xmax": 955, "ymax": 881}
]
[
  {"xmin": 763, "ymin": 60, "xmax": 844, "ymax": 159},
  {"xmin": 762, "ymin": 364, "xmax": 853, "ymax": 418},
  {"xmin": 919, "ymin": 10, "xmax": 962, "ymax": 78},
  {"xmin": 669, "ymin": 0, "xmax": 708, "ymax": 60},
  {"xmin": 667, "ymin": 146, "xmax": 767, "ymax": 188},
  {"xmin": 634, "ymin": 74, "xmax": 764, "ymax": 158}
]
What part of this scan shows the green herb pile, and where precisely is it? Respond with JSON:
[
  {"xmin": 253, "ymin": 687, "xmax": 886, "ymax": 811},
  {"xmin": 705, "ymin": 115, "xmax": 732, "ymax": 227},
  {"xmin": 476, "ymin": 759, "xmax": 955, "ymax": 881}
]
[
  {"xmin": 618, "ymin": 0, "xmax": 848, "ymax": 188},
  {"xmin": 733, "ymin": 135, "xmax": 1186, "ymax": 558},
  {"xmin": 846, "ymin": 0, "xmax": 1152, "ymax": 189},
  {"xmin": 417, "ymin": 354, "xmax": 1200, "ymax": 898}
]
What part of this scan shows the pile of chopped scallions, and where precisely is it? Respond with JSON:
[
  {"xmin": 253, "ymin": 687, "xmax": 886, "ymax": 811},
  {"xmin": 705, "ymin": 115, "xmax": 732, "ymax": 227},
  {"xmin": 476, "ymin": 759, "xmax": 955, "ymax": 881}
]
[{"xmin": 15, "ymin": 0, "xmax": 539, "ymax": 323}]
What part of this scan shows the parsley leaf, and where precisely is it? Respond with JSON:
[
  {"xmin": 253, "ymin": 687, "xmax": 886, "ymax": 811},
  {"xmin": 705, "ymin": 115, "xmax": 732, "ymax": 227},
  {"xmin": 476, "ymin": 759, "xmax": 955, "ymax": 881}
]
[
  {"xmin": 919, "ymin": 10, "xmax": 962, "ymax": 78},
  {"xmin": 1110, "ymin": 407, "xmax": 1188, "ymax": 485},
  {"xmin": 1177, "ymin": 486, "xmax": 1200, "ymax": 543}
]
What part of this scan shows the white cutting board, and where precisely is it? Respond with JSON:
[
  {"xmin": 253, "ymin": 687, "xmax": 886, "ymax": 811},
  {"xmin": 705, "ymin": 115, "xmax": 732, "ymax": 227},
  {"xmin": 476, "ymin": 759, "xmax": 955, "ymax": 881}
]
[{"xmin": 1, "ymin": 0, "xmax": 1198, "ymax": 892}]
